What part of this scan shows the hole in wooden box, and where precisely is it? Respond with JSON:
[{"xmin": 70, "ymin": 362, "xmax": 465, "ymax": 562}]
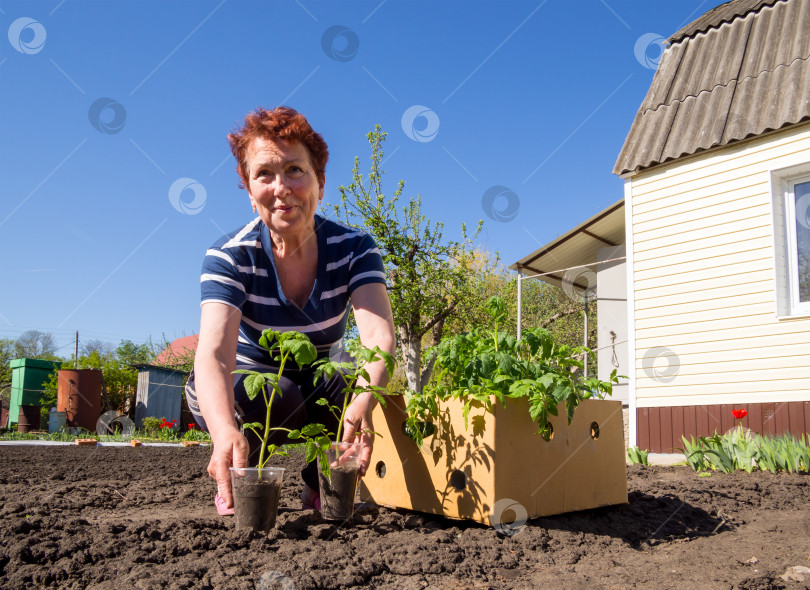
[{"xmin": 449, "ymin": 469, "xmax": 467, "ymax": 491}]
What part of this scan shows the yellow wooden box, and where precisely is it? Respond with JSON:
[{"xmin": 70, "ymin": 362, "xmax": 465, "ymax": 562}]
[{"xmin": 358, "ymin": 396, "xmax": 627, "ymax": 525}]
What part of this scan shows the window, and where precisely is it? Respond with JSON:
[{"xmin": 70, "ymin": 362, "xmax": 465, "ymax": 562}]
[{"xmin": 772, "ymin": 169, "xmax": 810, "ymax": 317}]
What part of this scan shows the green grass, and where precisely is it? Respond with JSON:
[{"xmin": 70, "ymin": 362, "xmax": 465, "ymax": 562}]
[{"xmin": 0, "ymin": 428, "xmax": 212, "ymax": 444}]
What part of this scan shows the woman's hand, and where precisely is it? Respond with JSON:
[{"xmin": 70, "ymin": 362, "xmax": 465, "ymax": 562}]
[
  {"xmin": 207, "ymin": 426, "xmax": 250, "ymax": 508},
  {"xmin": 340, "ymin": 390, "xmax": 377, "ymax": 476}
]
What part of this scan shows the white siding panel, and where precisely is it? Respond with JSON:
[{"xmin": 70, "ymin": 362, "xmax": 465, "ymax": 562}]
[
  {"xmin": 634, "ymin": 235, "xmax": 773, "ymax": 272},
  {"xmin": 635, "ymin": 355, "xmax": 809, "ymax": 378},
  {"xmin": 636, "ymin": 342, "xmax": 809, "ymax": 364},
  {"xmin": 632, "ymin": 175, "xmax": 767, "ymax": 220},
  {"xmin": 636, "ymin": 269, "xmax": 773, "ymax": 301},
  {"xmin": 635, "ymin": 260, "xmax": 773, "ymax": 295},
  {"xmin": 635, "ymin": 247, "xmax": 772, "ymax": 283},
  {"xmin": 636, "ymin": 316, "xmax": 809, "ymax": 346},
  {"xmin": 635, "ymin": 330, "xmax": 810, "ymax": 353},
  {"xmin": 635, "ymin": 280, "xmax": 771, "ymax": 310},
  {"xmin": 634, "ymin": 225, "xmax": 771, "ymax": 264},
  {"xmin": 636, "ymin": 380, "xmax": 807, "ymax": 398},
  {"xmin": 634, "ymin": 205, "xmax": 767, "ymax": 245},
  {"xmin": 635, "ymin": 383, "xmax": 810, "ymax": 407},
  {"xmin": 635, "ymin": 289, "xmax": 772, "ymax": 320},
  {"xmin": 633, "ymin": 193, "xmax": 767, "ymax": 235},
  {"xmin": 635, "ymin": 308, "xmax": 775, "ymax": 333},
  {"xmin": 634, "ymin": 222, "xmax": 772, "ymax": 258},
  {"xmin": 630, "ymin": 124, "xmax": 810, "ymax": 407}
]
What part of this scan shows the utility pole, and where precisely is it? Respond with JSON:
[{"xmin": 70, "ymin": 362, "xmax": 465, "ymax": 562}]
[{"xmin": 74, "ymin": 331, "xmax": 79, "ymax": 368}]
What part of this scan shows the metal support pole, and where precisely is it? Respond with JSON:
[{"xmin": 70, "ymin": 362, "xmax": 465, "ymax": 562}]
[
  {"xmin": 516, "ymin": 266, "xmax": 523, "ymax": 340},
  {"xmin": 583, "ymin": 295, "xmax": 588, "ymax": 378}
]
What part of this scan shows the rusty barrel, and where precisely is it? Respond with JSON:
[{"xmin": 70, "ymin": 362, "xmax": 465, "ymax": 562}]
[
  {"xmin": 17, "ymin": 405, "xmax": 41, "ymax": 433},
  {"xmin": 57, "ymin": 369, "xmax": 103, "ymax": 433}
]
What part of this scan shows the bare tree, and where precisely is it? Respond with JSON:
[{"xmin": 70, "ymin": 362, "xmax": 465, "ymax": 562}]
[
  {"xmin": 14, "ymin": 330, "xmax": 58, "ymax": 359},
  {"xmin": 81, "ymin": 339, "xmax": 115, "ymax": 358}
]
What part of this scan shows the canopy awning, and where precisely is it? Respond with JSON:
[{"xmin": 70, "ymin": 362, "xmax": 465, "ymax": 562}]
[{"xmin": 509, "ymin": 199, "xmax": 625, "ymax": 290}]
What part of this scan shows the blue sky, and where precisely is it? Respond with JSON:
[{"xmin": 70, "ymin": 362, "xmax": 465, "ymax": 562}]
[{"xmin": 0, "ymin": 0, "xmax": 725, "ymax": 355}]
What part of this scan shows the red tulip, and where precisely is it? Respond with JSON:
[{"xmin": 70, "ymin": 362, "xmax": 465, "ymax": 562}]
[{"xmin": 731, "ymin": 409, "xmax": 748, "ymax": 420}]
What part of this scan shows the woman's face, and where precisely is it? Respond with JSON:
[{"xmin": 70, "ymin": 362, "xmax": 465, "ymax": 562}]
[{"xmin": 245, "ymin": 136, "xmax": 324, "ymax": 239}]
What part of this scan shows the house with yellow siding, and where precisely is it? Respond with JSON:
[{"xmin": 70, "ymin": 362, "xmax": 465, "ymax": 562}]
[{"xmin": 513, "ymin": 0, "xmax": 810, "ymax": 452}]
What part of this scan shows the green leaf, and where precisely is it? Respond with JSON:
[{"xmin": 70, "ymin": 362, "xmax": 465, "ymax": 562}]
[
  {"xmin": 305, "ymin": 439, "xmax": 318, "ymax": 463},
  {"xmin": 301, "ymin": 423, "xmax": 326, "ymax": 437},
  {"xmin": 281, "ymin": 338, "xmax": 318, "ymax": 368},
  {"xmin": 258, "ymin": 329, "xmax": 280, "ymax": 351},
  {"xmin": 484, "ymin": 296, "xmax": 507, "ymax": 322},
  {"xmin": 242, "ymin": 422, "xmax": 262, "ymax": 430},
  {"xmin": 379, "ymin": 349, "xmax": 396, "ymax": 377},
  {"xmin": 243, "ymin": 373, "xmax": 266, "ymax": 400},
  {"xmin": 288, "ymin": 429, "xmax": 302, "ymax": 439}
]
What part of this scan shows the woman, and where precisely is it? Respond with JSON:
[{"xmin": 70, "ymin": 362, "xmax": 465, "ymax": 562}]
[{"xmin": 186, "ymin": 106, "xmax": 395, "ymax": 515}]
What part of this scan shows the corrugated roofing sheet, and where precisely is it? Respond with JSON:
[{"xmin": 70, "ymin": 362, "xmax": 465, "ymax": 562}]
[
  {"xmin": 668, "ymin": 0, "xmax": 781, "ymax": 43},
  {"xmin": 614, "ymin": 0, "xmax": 810, "ymax": 176}
]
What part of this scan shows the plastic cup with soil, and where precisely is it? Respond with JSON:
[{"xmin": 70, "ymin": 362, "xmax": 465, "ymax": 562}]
[
  {"xmin": 230, "ymin": 466, "xmax": 285, "ymax": 532},
  {"xmin": 318, "ymin": 441, "xmax": 364, "ymax": 521}
]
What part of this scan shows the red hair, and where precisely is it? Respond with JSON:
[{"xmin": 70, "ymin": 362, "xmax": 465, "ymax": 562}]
[{"xmin": 227, "ymin": 106, "xmax": 329, "ymax": 189}]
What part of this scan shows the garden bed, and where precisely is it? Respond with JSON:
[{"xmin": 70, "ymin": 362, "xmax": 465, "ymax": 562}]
[{"xmin": 1, "ymin": 445, "xmax": 808, "ymax": 589}]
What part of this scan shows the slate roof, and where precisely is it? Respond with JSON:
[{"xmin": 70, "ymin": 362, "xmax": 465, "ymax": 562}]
[{"xmin": 614, "ymin": 0, "xmax": 810, "ymax": 176}]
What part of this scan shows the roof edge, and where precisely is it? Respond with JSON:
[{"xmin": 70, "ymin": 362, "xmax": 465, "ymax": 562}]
[{"xmin": 668, "ymin": 0, "xmax": 784, "ymax": 44}]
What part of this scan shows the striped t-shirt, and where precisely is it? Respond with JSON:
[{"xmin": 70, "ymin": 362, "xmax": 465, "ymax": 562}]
[{"xmin": 200, "ymin": 215, "xmax": 387, "ymax": 373}]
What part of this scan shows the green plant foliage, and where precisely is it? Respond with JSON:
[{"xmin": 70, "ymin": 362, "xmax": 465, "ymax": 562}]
[
  {"xmin": 626, "ymin": 446, "xmax": 649, "ymax": 465},
  {"xmin": 182, "ymin": 424, "xmax": 210, "ymax": 442},
  {"xmin": 233, "ymin": 329, "xmax": 324, "ymax": 471},
  {"xmin": 141, "ymin": 416, "xmax": 162, "ymax": 437},
  {"xmin": 232, "ymin": 330, "xmax": 396, "ymax": 477},
  {"xmin": 404, "ymin": 296, "xmax": 618, "ymax": 446},
  {"xmin": 681, "ymin": 430, "xmax": 810, "ymax": 474},
  {"xmin": 307, "ymin": 339, "xmax": 396, "ymax": 477}
]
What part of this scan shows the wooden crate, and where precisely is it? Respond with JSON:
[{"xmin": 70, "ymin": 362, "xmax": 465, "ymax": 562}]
[{"xmin": 359, "ymin": 397, "xmax": 627, "ymax": 525}]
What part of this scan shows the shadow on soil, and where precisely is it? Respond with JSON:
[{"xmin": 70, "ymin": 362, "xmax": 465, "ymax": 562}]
[
  {"xmin": 273, "ymin": 490, "xmax": 725, "ymax": 551},
  {"xmin": 531, "ymin": 490, "xmax": 728, "ymax": 549}
]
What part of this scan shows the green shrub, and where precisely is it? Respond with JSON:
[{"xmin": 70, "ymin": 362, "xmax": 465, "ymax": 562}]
[
  {"xmin": 141, "ymin": 416, "xmax": 162, "ymax": 437},
  {"xmin": 626, "ymin": 446, "xmax": 649, "ymax": 465}
]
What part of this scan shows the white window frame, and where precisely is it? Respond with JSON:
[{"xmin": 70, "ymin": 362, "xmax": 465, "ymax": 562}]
[{"xmin": 770, "ymin": 164, "xmax": 810, "ymax": 318}]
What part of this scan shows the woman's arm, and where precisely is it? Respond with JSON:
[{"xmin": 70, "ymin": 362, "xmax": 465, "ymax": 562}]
[
  {"xmin": 341, "ymin": 282, "xmax": 396, "ymax": 475},
  {"xmin": 195, "ymin": 301, "xmax": 247, "ymax": 509}
]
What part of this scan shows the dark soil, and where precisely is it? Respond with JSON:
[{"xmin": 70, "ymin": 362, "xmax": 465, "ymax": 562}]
[
  {"xmin": 1, "ymin": 445, "xmax": 809, "ymax": 590},
  {"xmin": 318, "ymin": 465, "xmax": 360, "ymax": 522},
  {"xmin": 233, "ymin": 479, "xmax": 282, "ymax": 532}
]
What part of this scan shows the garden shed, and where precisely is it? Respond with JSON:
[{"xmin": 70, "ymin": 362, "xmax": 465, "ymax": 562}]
[
  {"xmin": 8, "ymin": 358, "xmax": 60, "ymax": 428},
  {"xmin": 515, "ymin": 0, "xmax": 810, "ymax": 452},
  {"xmin": 132, "ymin": 364, "xmax": 186, "ymax": 428}
]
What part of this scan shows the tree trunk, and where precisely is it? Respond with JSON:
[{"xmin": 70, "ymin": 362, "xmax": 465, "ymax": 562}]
[{"xmin": 401, "ymin": 328, "xmax": 423, "ymax": 394}]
